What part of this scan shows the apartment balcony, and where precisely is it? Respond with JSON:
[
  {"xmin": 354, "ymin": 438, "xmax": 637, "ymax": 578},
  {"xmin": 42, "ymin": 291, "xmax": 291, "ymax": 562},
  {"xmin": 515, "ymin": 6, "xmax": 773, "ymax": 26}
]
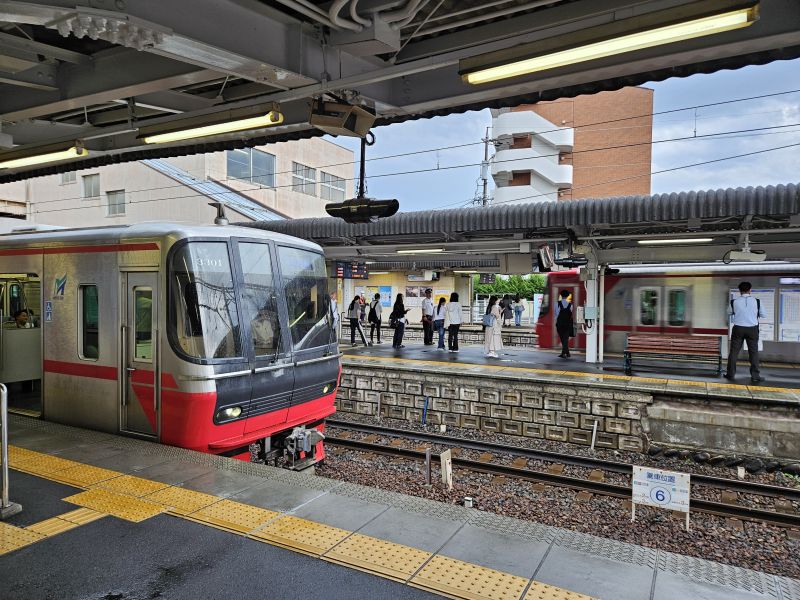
[
  {"xmin": 493, "ymin": 185, "xmax": 560, "ymax": 205},
  {"xmin": 492, "ymin": 147, "xmax": 573, "ymax": 187},
  {"xmin": 493, "ymin": 110, "xmax": 573, "ymax": 151}
]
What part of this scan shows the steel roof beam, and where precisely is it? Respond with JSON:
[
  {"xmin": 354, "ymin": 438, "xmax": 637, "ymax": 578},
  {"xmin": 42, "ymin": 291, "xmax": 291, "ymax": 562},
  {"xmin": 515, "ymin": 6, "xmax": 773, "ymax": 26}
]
[{"xmin": 0, "ymin": 30, "xmax": 91, "ymax": 65}]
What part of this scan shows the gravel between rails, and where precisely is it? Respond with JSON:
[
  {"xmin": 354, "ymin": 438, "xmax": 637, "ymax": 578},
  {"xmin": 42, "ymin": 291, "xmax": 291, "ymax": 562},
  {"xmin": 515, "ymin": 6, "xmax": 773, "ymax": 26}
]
[{"xmin": 318, "ymin": 414, "xmax": 800, "ymax": 579}]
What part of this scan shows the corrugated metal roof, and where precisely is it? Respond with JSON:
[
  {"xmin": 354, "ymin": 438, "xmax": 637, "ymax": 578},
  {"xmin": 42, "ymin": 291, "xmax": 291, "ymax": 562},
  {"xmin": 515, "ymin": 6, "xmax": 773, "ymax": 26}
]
[
  {"xmin": 243, "ymin": 183, "xmax": 800, "ymax": 241},
  {"xmin": 143, "ymin": 159, "xmax": 284, "ymax": 221}
]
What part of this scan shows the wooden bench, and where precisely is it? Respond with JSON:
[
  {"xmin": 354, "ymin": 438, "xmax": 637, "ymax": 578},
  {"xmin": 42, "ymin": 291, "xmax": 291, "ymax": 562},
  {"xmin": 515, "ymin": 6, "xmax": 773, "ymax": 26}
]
[{"xmin": 623, "ymin": 334, "xmax": 722, "ymax": 376}]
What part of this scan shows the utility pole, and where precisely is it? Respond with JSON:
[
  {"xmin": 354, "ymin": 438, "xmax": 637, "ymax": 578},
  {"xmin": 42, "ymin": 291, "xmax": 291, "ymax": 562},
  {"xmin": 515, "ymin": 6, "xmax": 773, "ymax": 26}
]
[{"xmin": 481, "ymin": 126, "xmax": 491, "ymax": 206}]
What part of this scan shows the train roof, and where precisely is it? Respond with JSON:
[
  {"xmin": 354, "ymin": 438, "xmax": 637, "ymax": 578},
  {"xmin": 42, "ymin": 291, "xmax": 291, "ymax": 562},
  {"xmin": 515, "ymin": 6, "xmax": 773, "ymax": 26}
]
[
  {"xmin": 547, "ymin": 262, "xmax": 800, "ymax": 277},
  {"xmin": 0, "ymin": 221, "xmax": 321, "ymax": 252}
]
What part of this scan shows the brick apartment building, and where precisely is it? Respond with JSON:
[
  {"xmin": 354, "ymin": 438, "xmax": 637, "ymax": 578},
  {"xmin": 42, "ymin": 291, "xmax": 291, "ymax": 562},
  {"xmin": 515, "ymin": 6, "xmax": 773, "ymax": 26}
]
[{"xmin": 491, "ymin": 87, "xmax": 653, "ymax": 204}]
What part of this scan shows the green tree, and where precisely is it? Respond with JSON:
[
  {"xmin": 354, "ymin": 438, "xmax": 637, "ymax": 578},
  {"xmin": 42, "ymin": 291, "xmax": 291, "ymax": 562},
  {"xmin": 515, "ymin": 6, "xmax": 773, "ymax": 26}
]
[{"xmin": 473, "ymin": 274, "xmax": 545, "ymax": 298}]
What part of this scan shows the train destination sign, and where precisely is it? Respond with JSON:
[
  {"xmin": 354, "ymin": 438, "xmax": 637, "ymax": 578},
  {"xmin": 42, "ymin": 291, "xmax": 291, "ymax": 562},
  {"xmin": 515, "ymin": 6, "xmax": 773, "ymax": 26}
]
[
  {"xmin": 631, "ymin": 466, "xmax": 691, "ymax": 530},
  {"xmin": 335, "ymin": 261, "xmax": 369, "ymax": 279}
]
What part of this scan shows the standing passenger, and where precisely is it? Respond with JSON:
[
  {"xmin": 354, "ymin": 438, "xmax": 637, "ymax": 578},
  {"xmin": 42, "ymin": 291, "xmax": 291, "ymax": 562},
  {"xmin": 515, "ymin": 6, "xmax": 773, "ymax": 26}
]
[
  {"xmin": 348, "ymin": 296, "xmax": 369, "ymax": 346},
  {"xmin": 433, "ymin": 297, "xmax": 447, "ymax": 349},
  {"xmin": 421, "ymin": 288, "xmax": 435, "ymax": 345},
  {"xmin": 483, "ymin": 295, "xmax": 502, "ymax": 358},
  {"xmin": 391, "ymin": 293, "xmax": 411, "ymax": 349},
  {"xmin": 368, "ymin": 293, "xmax": 383, "ymax": 344},
  {"xmin": 725, "ymin": 281, "xmax": 765, "ymax": 383},
  {"xmin": 329, "ymin": 291, "xmax": 339, "ymax": 335},
  {"xmin": 513, "ymin": 294, "xmax": 525, "ymax": 327},
  {"xmin": 555, "ymin": 290, "xmax": 574, "ymax": 359},
  {"xmin": 501, "ymin": 294, "xmax": 513, "ymax": 327},
  {"xmin": 446, "ymin": 292, "xmax": 462, "ymax": 353}
]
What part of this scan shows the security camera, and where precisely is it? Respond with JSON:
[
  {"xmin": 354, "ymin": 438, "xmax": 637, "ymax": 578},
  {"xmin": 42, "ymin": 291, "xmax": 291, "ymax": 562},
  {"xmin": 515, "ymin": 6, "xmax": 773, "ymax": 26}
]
[{"xmin": 309, "ymin": 100, "xmax": 377, "ymax": 138}]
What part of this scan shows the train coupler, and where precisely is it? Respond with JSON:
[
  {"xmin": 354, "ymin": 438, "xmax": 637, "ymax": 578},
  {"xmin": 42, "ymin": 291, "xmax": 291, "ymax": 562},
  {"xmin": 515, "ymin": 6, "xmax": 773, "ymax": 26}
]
[{"xmin": 284, "ymin": 426, "xmax": 326, "ymax": 471}]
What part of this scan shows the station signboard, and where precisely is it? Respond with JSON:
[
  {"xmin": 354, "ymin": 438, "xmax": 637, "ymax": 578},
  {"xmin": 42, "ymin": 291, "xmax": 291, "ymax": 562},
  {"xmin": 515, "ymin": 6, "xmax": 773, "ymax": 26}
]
[
  {"xmin": 631, "ymin": 465, "xmax": 691, "ymax": 530},
  {"xmin": 335, "ymin": 261, "xmax": 369, "ymax": 279}
]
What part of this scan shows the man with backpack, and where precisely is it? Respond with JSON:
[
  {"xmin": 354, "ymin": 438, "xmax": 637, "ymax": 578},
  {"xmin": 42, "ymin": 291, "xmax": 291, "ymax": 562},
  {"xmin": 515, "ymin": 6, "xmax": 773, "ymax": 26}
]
[
  {"xmin": 725, "ymin": 281, "xmax": 765, "ymax": 383},
  {"xmin": 368, "ymin": 292, "xmax": 383, "ymax": 344}
]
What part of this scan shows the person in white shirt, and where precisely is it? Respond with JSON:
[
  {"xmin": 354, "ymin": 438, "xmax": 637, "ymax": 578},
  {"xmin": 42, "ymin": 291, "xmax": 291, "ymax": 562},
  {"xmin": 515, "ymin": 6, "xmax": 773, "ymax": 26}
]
[
  {"xmin": 368, "ymin": 293, "xmax": 383, "ymax": 344},
  {"xmin": 329, "ymin": 292, "xmax": 339, "ymax": 335},
  {"xmin": 421, "ymin": 288, "xmax": 435, "ymax": 345},
  {"xmin": 445, "ymin": 292, "xmax": 462, "ymax": 352},
  {"xmin": 433, "ymin": 297, "xmax": 447, "ymax": 349},
  {"xmin": 347, "ymin": 295, "xmax": 369, "ymax": 346},
  {"xmin": 725, "ymin": 281, "xmax": 766, "ymax": 383}
]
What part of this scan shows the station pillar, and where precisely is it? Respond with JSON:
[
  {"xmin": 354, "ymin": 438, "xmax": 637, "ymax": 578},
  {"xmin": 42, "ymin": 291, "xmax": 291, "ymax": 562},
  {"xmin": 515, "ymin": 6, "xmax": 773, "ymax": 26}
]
[{"xmin": 582, "ymin": 256, "xmax": 600, "ymax": 364}]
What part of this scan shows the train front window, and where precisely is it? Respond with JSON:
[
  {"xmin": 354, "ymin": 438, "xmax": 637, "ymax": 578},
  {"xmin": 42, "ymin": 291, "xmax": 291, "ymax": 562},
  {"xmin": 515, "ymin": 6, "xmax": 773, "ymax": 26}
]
[
  {"xmin": 667, "ymin": 289, "xmax": 687, "ymax": 326},
  {"xmin": 237, "ymin": 242, "xmax": 279, "ymax": 356},
  {"xmin": 639, "ymin": 289, "xmax": 659, "ymax": 326},
  {"xmin": 170, "ymin": 242, "xmax": 241, "ymax": 360},
  {"xmin": 277, "ymin": 246, "xmax": 331, "ymax": 351}
]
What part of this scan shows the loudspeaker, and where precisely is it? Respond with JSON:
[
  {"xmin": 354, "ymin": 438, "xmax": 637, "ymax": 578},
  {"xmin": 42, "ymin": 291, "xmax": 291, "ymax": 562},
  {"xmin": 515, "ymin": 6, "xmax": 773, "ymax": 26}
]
[{"xmin": 309, "ymin": 101, "xmax": 377, "ymax": 138}]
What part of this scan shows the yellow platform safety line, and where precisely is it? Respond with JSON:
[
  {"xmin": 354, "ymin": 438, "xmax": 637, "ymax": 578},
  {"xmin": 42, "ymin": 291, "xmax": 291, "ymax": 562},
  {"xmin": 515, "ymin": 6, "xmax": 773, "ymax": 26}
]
[
  {"xmin": 185, "ymin": 499, "xmax": 279, "ymax": 534},
  {"xmin": 250, "ymin": 515, "xmax": 351, "ymax": 556},
  {"xmin": 345, "ymin": 354, "xmax": 800, "ymax": 394},
  {"xmin": 0, "ymin": 521, "xmax": 44, "ymax": 555},
  {"xmin": 58, "ymin": 507, "xmax": 107, "ymax": 526},
  {"xmin": 143, "ymin": 486, "xmax": 221, "ymax": 516},
  {"xmin": 25, "ymin": 516, "xmax": 84, "ymax": 537},
  {"xmin": 410, "ymin": 555, "xmax": 530, "ymax": 600},
  {"xmin": 523, "ymin": 581, "xmax": 598, "ymax": 600},
  {"xmin": 64, "ymin": 488, "xmax": 165, "ymax": 523},
  {"xmin": 93, "ymin": 474, "xmax": 171, "ymax": 498},
  {"xmin": 323, "ymin": 533, "xmax": 432, "ymax": 582},
  {"xmin": 52, "ymin": 464, "xmax": 123, "ymax": 488}
]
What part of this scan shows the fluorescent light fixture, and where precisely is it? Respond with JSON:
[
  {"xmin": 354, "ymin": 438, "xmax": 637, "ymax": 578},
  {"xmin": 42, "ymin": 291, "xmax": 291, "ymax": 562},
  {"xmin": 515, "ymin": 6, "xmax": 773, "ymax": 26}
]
[
  {"xmin": 0, "ymin": 146, "xmax": 88, "ymax": 170},
  {"xmin": 637, "ymin": 238, "xmax": 713, "ymax": 245},
  {"xmin": 368, "ymin": 271, "xmax": 389, "ymax": 275},
  {"xmin": 142, "ymin": 111, "xmax": 283, "ymax": 144},
  {"xmin": 396, "ymin": 248, "xmax": 445, "ymax": 254},
  {"xmin": 453, "ymin": 270, "xmax": 478, "ymax": 274},
  {"xmin": 461, "ymin": 3, "xmax": 758, "ymax": 85}
]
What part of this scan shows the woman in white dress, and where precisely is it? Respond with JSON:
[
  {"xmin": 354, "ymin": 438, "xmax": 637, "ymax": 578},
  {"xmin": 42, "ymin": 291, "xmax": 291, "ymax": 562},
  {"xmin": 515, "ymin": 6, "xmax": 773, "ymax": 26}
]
[{"xmin": 483, "ymin": 295, "xmax": 503, "ymax": 358}]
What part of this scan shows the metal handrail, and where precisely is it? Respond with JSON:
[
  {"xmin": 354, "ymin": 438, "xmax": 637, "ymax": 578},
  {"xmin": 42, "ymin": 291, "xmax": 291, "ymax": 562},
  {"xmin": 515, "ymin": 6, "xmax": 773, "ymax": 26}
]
[{"xmin": 1, "ymin": 382, "xmax": 22, "ymax": 519}]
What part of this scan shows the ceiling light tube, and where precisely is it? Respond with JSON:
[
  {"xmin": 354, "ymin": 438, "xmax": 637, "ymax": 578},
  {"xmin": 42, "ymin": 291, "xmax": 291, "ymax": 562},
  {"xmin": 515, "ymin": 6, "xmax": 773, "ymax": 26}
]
[
  {"xmin": 461, "ymin": 3, "xmax": 758, "ymax": 85},
  {"xmin": 141, "ymin": 107, "xmax": 283, "ymax": 144},
  {"xmin": 396, "ymin": 248, "xmax": 445, "ymax": 254},
  {"xmin": 453, "ymin": 270, "xmax": 478, "ymax": 274},
  {"xmin": 0, "ymin": 146, "xmax": 88, "ymax": 170},
  {"xmin": 637, "ymin": 238, "xmax": 713, "ymax": 245},
  {"xmin": 368, "ymin": 271, "xmax": 389, "ymax": 275}
]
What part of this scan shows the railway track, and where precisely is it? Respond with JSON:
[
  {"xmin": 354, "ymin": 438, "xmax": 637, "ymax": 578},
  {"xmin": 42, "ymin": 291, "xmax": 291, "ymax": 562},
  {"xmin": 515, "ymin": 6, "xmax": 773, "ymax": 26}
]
[{"xmin": 325, "ymin": 419, "xmax": 800, "ymax": 530}]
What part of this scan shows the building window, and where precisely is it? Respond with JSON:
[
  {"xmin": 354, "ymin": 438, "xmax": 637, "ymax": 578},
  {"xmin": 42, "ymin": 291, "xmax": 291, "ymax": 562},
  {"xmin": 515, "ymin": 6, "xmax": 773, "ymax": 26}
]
[
  {"xmin": 226, "ymin": 148, "xmax": 275, "ymax": 187},
  {"xmin": 82, "ymin": 174, "xmax": 99, "ymax": 199},
  {"xmin": 106, "ymin": 190, "xmax": 125, "ymax": 216},
  {"xmin": 80, "ymin": 285, "xmax": 99, "ymax": 359},
  {"xmin": 61, "ymin": 171, "xmax": 76, "ymax": 184},
  {"xmin": 292, "ymin": 162, "xmax": 316, "ymax": 196},
  {"xmin": 320, "ymin": 172, "xmax": 346, "ymax": 202}
]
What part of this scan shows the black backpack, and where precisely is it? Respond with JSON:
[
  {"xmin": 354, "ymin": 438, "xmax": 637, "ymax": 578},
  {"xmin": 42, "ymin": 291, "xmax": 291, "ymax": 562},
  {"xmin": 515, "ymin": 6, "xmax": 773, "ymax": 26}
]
[{"xmin": 368, "ymin": 301, "xmax": 378, "ymax": 324}]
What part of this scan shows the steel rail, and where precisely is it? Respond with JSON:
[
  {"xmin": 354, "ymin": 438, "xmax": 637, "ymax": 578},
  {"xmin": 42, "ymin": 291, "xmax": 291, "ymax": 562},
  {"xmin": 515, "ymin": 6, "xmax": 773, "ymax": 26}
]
[
  {"xmin": 326, "ymin": 436, "xmax": 800, "ymax": 529},
  {"xmin": 326, "ymin": 419, "xmax": 800, "ymax": 501}
]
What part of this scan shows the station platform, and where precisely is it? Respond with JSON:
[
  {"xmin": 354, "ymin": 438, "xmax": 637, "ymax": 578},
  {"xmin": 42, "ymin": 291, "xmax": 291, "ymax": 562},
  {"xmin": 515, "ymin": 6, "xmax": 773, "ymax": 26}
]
[{"xmin": 2, "ymin": 415, "xmax": 798, "ymax": 600}]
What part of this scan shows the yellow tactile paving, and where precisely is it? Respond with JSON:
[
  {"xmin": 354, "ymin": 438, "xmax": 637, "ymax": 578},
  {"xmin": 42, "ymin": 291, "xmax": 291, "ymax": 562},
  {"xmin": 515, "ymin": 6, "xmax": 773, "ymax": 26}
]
[
  {"xmin": 52, "ymin": 464, "xmax": 122, "ymax": 487},
  {"xmin": 523, "ymin": 581, "xmax": 598, "ymax": 600},
  {"xmin": 58, "ymin": 507, "xmax": 106, "ymax": 525},
  {"xmin": 93, "ymin": 475, "xmax": 170, "ymax": 497},
  {"xmin": 25, "ymin": 516, "xmax": 82, "ymax": 537},
  {"xmin": 11, "ymin": 453, "xmax": 81, "ymax": 475},
  {"xmin": 187, "ymin": 499, "xmax": 278, "ymax": 534},
  {"xmin": 410, "ymin": 555, "xmax": 529, "ymax": 600},
  {"xmin": 0, "ymin": 521, "xmax": 44, "ymax": 555},
  {"xmin": 324, "ymin": 533, "xmax": 432, "ymax": 582},
  {"xmin": 251, "ymin": 516, "xmax": 351, "ymax": 556},
  {"xmin": 64, "ymin": 488, "xmax": 165, "ymax": 522},
  {"xmin": 144, "ymin": 486, "xmax": 221, "ymax": 516}
]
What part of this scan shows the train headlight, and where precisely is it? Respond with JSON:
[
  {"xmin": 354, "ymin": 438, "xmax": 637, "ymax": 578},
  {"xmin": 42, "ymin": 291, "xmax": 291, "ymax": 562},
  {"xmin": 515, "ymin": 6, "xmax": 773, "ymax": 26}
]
[
  {"xmin": 322, "ymin": 383, "xmax": 334, "ymax": 394},
  {"xmin": 216, "ymin": 406, "xmax": 243, "ymax": 421}
]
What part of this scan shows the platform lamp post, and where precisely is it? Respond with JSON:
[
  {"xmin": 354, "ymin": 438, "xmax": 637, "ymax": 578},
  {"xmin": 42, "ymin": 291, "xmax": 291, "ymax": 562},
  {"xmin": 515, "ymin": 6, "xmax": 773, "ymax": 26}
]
[{"xmin": 0, "ymin": 383, "xmax": 23, "ymax": 519}]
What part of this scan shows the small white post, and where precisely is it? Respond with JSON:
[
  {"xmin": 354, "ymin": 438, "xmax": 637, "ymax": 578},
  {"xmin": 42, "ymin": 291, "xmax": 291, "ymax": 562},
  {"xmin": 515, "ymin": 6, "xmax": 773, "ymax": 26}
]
[
  {"xmin": 590, "ymin": 420, "xmax": 599, "ymax": 451},
  {"xmin": 1, "ymin": 383, "xmax": 23, "ymax": 519}
]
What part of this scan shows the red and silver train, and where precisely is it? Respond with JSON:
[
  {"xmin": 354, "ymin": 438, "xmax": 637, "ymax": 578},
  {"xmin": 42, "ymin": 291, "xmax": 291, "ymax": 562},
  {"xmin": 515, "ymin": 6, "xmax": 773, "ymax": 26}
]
[
  {"xmin": 537, "ymin": 263, "xmax": 800, "ymax": 363},
  {"xmin": 0, "ymin": 223, "xmax": 339, "ymax": 467}
]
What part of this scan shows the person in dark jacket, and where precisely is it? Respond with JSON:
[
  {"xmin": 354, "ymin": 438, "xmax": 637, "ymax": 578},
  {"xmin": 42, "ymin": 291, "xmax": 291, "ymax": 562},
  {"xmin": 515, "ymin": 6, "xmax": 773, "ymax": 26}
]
[
  {"xmin": 555, "ymin": 290, "xmax": 574, "ymax": 358},
  {"xmin": 390, "ymin": 293, "xmax": 410, "ymax": 349}
]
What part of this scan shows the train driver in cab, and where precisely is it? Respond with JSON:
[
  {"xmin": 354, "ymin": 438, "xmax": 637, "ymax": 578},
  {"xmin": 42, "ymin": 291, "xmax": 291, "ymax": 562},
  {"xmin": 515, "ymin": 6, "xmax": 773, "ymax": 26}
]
[{"xmin": 11, "ymin": 308, "xmax": 34, "ymax": 328}]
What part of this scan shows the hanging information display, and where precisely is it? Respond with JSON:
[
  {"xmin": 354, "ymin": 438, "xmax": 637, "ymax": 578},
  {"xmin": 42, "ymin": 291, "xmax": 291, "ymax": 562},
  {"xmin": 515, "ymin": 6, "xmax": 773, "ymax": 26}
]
[{"xmin": 335, "ymin": 261, "xmax": 369, "ymax": 279}]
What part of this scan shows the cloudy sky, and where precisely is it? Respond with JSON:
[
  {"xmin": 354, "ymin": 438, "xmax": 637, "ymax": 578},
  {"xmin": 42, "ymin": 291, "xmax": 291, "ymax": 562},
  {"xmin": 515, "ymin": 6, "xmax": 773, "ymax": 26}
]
[{"xmin": 326, "ymin": 57, "xmax": 800, "ymax": 213}]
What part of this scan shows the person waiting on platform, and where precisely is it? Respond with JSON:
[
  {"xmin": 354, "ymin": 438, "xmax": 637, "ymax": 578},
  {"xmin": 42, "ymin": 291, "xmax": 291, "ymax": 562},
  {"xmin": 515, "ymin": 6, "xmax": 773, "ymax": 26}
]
[
  {"xmin": 433, "ymin": 296, "xmax": 447, "ymax": 350},
  {"xmin": 555, "ymin": 290, "xmax": 574, "ymax": 359},
  {"xmin": 501, "ymin": 294, "xmax": 513, "ymax": 327},
  {"xmin": 368, "ymin": 293, "xmax": 383, "ymax": 345},
  {"xmin": 445, "ymin": 292, "xmax": 462, "ymax": 353},
  {"xmin": 329, "ymin": 292, "xmax": 339, "ymax": 335},
  {"xmin": 347, "ymin": 295, "xmax": 370, "ymax": 347},
  {"xmin": 513, "ymin": 295, "xmax": 525, "ymax": 327},
  {"xmin": 421, "ymin": 288, "xmax": 434, "ymax": 345},
  {"xmin": 725, "ymin": 281, "xmax": 765, "ymax": 384},
  {"xmin": 483, "ymin": 295, "xmax": 502, "ymax": 358},
  {"xmin": 390, "ymin": 293, "xmax": 411, "ymax": 349}
]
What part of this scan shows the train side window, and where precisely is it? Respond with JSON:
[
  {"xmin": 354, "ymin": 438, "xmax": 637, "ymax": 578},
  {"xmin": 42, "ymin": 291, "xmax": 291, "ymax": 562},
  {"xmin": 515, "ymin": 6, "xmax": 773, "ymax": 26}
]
[
  {"xmin": 134, "ymin": 288, "xmax": 153, "ymax": 361},
  {"xmin": 9, "ymin": 283, "xmax": 22, "ymax": 317},
  {"xmin": 169, "ymin": 242, "xmax": 241, "ymax": 360},
  {"xmin": 667, "ymin": 288, "xmax": 688, "ymax": 326},
  {"xmin": 80, "ymin": 285, "xmax": 99, "ymax": 360},
  {"xmin": 639, "ymin": 288, "xmax": 659, "ymax": 326},
  {"xmin": 277, "ymin": 246, "xmax": 331, "ymax": 351},
  {"xmin": 236, "ymin": 242, "xmax": 279, "ymax": 356}
]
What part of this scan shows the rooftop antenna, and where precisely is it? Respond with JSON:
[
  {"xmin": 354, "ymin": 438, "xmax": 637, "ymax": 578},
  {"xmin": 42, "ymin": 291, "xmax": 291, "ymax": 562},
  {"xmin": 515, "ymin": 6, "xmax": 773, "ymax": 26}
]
[{"xmin": 209, "ymin": 201, "xmax": 228, "ymax": 226}]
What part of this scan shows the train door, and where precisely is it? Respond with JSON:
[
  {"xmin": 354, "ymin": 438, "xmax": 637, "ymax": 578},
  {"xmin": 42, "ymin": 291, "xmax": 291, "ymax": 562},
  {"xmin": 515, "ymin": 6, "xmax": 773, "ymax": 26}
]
[
  {"xmin": 122, "ymin": 272, "xmax": 159, "ymax": 438},
  {"xmin": 635, "ymin": 286, "xmax": 690, "ymax": 334},
  {"xmin": 552, "ymin": 285, "xmax": 581, "ymax": 349},
  {"xmin": 233, "ymin": 240, "xmax": 293, "ymax": 433}
]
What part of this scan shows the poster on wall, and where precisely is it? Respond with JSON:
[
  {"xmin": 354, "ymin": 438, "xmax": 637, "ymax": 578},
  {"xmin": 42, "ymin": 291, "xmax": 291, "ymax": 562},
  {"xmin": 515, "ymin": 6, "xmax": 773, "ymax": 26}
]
[
  {"xmin": 779, "ymin": 289, "xmax": 800, "ymax": 342},
  {"xmin": 405, "ymin": 286, "xmax": 421, "ymax": 307},
  {"xmin": 434, "ymin": 288, "xmax": 450, "ymax": 303},
  {"xmin": 379, "ymin": 286, "xmax": 392, "ymax": 307}
]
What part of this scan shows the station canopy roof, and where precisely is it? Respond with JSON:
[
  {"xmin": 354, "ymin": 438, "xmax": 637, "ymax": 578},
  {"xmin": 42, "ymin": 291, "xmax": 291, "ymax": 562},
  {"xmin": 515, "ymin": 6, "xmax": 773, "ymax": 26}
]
[
  {"xmin": 244, "ymin": 182, "xmax": 800, "ymax": 266},
  {"xmin": 2, "ymin": 1, "xmax": 800, "ymax": 183}
]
